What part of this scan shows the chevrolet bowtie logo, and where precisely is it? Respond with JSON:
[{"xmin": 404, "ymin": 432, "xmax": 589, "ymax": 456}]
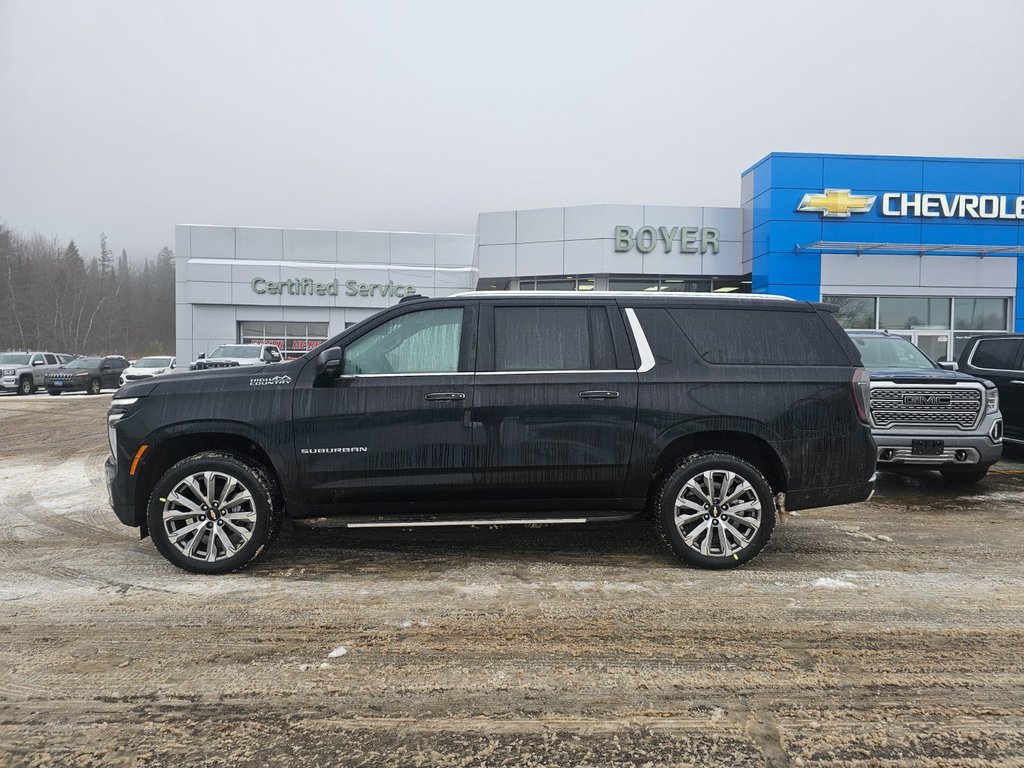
[{"xmin": 796, "ymin": 189, "xmax": 876, "ymax": 218}]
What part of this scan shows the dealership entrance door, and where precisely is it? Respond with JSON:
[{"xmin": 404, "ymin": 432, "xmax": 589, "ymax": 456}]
[{"xmin": 892, "ymin": 331, "xmax": 952, "ymax": 363}]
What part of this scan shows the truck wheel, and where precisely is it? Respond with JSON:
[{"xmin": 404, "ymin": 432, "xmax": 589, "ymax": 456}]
[
  {"xmin": 147, "ymin": 452, "xmax": 282, "ymax": 574},
  {"xmin": 940, "ymin": 469, "xmax": 988, "ymax": 484},
  {"xmin": 88, "ymin": 378, "xmax": 102, "ymax": 395},
  {"xmin": 654, "ymin": 451, "xmax": 776, "ymax": 569},
  {"xmin": 17, "ymin": 376, "xmax": 32, "ymax": 396}
]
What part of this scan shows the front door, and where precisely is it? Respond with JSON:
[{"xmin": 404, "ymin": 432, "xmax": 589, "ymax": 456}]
[
  {"xmin": 292, "ymin": 302, "xmax": 478, "ymax": 509},
  {"xmin": 471, "ymin": 301, "xmax": 639, "ymax": 505}
]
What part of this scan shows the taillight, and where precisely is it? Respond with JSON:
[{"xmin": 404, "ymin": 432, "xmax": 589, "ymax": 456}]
[{"xmin": 851, "ymin": 367, "xmax": 871, "ymax": 425}]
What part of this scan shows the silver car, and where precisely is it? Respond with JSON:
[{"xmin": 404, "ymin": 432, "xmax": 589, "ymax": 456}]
[{"xmin": 119, "ymin": 356, "xmax": 177, "ymax": 386}]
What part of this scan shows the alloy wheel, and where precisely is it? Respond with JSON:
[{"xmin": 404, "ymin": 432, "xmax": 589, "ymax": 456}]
[
  {"xmin": 161, "ymin": 471, "xmax": 257, "ymax": 563},
  {"xmin": 674, "ymin": 469, "xmax": 762, "ymax": 558}
]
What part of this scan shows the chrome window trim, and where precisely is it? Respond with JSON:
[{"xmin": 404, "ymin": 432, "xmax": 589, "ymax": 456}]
[
  {"xmin": 338, "ymin": 303, "xmax": 658, "ymax": 377},
  {"xmin": 624, "ymin": 307, "xmax": 656, "ymax": 373},
  {"xmin": 965, "ymin": 338, "xmax": 1024, "ymax": 374}
]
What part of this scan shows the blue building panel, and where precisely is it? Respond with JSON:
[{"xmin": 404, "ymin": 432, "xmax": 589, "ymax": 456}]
[
  {"xmin": 922, "ymin": 160, "xmax": 1022, "ymax": 195},
  {"xmin": 918, "ymin": 222, "xmax": 1019, "ymax": 247},
  {"xmin": 819, "ymin": 219, "xmax": 923, "ymax": 244},
  {"xmin": 822, "ymin": 156, "xmax": 923, "ymax": 191}
]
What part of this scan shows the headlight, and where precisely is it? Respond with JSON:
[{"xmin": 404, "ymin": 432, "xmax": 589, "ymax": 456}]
[
  {"xmin": 2, "ymin": 368, "xmax": 13, "ymax": 376},
  {"xmin": 986, "ymin": 387, "xmax": 999, "ymax": 414},
  {"xmin": 111, "ymin": 397, "xmax": 139, "ymax": 407},
  {"xmin": 154, "ymin": 369, "xmax": 166, "ymax": 375},
  {"xmin": 107, "ymin": 414, "xmax": 122, "ymax": 459},
  {"xmin": 76, "ymin": 371, "xmax": 89, "ymax": 377}
]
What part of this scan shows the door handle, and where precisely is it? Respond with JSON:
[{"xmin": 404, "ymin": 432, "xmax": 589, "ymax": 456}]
[
  {"xmin": 579, "ymin": 390, "xmax": 620, "ymax": 399},
  {"xmin": 424, "ymin": 392, "xmax": 466, "ymax": 401}
]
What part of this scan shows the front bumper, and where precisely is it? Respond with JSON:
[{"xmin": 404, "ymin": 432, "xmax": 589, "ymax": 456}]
[
  {"xmin": 1, "ymin": 376, "xmax": 21, "ymax": 390},
  {"xmin": 106, "ymin": 454, "xmax": 139, "ymax": 527},
  {"xmin": 872, "ymin": 416, "xmax": 1003, "ymax": 470},
  {"xmin": 46, "ymin": 378, "xmax": 90, "ymax": 392}
]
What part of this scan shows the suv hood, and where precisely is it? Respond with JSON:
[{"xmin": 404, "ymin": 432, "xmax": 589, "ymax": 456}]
[{"xmin": 116, "ymin": 359, "xmax": 304, "ymax": 398}]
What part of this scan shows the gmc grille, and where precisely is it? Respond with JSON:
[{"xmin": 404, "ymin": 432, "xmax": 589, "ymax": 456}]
[{"xmin": 869, "ymin": 386, "xmax": 983, "ymax": 430}]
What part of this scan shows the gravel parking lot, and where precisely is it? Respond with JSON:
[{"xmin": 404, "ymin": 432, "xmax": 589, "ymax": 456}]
[{"xmin": 1, "ymin": 393, "xmax": 1023, "ymax": 767}]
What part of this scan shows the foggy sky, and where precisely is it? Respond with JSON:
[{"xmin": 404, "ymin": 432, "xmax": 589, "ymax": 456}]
[{"xmin": 2, "ymin": 0, "xmax": 1022, "ymax": 260}]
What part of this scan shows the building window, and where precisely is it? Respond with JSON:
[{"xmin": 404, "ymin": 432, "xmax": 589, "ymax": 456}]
[
  {"xmin": 822, "ymin": 296, "xmax": 877, "ymax": 329},
  {"xmin": 953, "ymin": 298, "xmax": 1008, "ymax": 331},
  {"xmin": 822, "ymin": 294, "xmax": 1012, "ymax": 363},
  {"xmin": 239, "ymin": 321, "xmax": 330, "ymax": 360},
  {"xmin": 878, "ymin": 297, "xmax": 951, "ymax": 330}
]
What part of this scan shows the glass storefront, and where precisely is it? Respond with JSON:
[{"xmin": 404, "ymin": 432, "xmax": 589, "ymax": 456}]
[
  {"xmin": 823, "ymin": 295, "xmax": 1011, "ymax": 362},
  {"xmin": 514, "ymin": 275, "xmax": 750, "ymax": 293},
  {"xmin": 239, "ymin": 321, "xmax": 330, "ymax": 360}
]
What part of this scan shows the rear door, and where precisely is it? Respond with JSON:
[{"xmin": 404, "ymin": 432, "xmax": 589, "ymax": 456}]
[
  {"xmin": 292, "ymin": 301, "xmax": 478, "ymax": 507},
  {"xmin": 471, "ymin": 299, "xmax": 639, "ymax": 505}
]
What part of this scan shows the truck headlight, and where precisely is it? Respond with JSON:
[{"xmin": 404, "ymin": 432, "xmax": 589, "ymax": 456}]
[{"xmin": 986, "ymin": 387, "xmax": 999, "ymax": 414}]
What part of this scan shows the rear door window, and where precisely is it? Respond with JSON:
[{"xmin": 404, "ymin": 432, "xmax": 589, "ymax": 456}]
[
  {"xmin": 970, "ymin": 338, "xmax": 1023, "ymax": 371},
  {"xmin": 44, "ymin": 354, "xmax": 57, "ymax": 365},
  {"xmin": 492, "ymin": 305, "xmax": 615, "ymax": 371}
]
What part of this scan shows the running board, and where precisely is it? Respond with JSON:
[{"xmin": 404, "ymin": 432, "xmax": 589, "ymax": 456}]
[
  {"xmin": 347, "ymin": 517, "xmax": 589, "ymax": 529},
  {"xmin": 294, "ymin": 510, "xmax": 640, "ymax": 529}
]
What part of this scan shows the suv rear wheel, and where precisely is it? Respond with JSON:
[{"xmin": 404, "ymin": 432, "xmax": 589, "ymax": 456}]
[
  {"xmin": 654, "ymin": 452, "xmax": 776, "ymax": 569},
  {"xmin": 148, "ymin": 452, "xmax": 282, "ymax": 574}
]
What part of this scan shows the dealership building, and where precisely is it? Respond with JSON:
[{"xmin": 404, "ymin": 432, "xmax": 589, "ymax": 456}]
[{"xmin": 176, "ymin": 152, "xmax": 1024, "ymax": 364}]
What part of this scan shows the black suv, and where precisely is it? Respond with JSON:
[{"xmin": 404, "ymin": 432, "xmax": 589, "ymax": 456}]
[
  {"xmin": 106, "ymin": 293, "xmax": 876, "ymax": 574},
  {"xmin": 47, "ymin": 355, "xmax": 129, "ymax": 395},
  {"xmin": 958, "ymin": 334, "xmax": 1024, "ymax": 445}
]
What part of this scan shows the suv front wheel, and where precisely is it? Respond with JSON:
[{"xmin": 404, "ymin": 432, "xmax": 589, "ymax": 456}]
[
  {"xmin": 148, "ymin": 452, "xmax": 282, "ymax": 574},
  {"xmin": 655, "ymin": 452, "xmax": 776, "ymax": 569}
]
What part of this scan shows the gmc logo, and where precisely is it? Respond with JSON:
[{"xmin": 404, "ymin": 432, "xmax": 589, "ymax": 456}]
[{"xmin": 903, "ymin": 394, "xmax": 952, "ymax": 406}]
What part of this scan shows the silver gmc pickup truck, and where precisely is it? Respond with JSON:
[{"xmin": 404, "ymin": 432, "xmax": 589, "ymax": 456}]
[
  {"xmin": 0, "ymin": 351, "xmax": 75, "ymax": 395},
  {"xmin": 848, "ymin": 331, "xmax": 1003, "ymax": 484}
]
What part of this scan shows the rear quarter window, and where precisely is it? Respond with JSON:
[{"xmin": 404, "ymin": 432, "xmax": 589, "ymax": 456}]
[
  {"xmin": 668, "ymin": 307, "xmax": 850, "ymax": 366},
  {"xmin": 970, "ymin": 338, "xmax": 1022, "ymax": 370}
]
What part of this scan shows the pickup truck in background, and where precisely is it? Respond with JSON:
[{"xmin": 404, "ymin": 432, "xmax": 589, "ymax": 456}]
[{"xmin": 848, "ymin": 331, "xmax": 1002, "ymax": 483}]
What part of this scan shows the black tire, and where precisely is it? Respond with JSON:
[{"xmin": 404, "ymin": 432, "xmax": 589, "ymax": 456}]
[
  {"xmin": 88, "ymin": 378, "xmax": 102, "ymax": 395},
  {"xmin": 654, "ymin": 451, "xmax": 776, "ymax": 569},
  {"xmin": 47, "ymin": 390, "xmax": 62, "ymax": 396},
  {"xmin": 17, "ymin": 376, "xmax": 32, "ymax": 396},
  {"xmin": 147, "ymin": 451, "xmax": 282, "ymax": 574},
  {"xmin": 940, "ymin": 469, "xmax": 988, "ymax": 484}
]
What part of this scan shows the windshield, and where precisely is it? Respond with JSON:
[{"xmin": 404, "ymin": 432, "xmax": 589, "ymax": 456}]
[
  {"xmin": 136, "ymin": 357, "xmax": 172, "ymax": 368},
  {"xmin": 65, "ymin": 358, "xmax": 100, "ymax": 369},
  {"xmin": 852, "ymin": 336, "xmax": 937, "ymax": 370},
  {"xmin": 0, "ymin": 353, "xmax": 31, "ymax": 365},
  {"xmin": 210, "ymin": 345, "xmax": 261, "ymax": 359}
]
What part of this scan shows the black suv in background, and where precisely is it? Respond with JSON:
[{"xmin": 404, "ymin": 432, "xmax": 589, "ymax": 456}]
[
  {"xmin": 47, "ymin": 355, "xmax": 129, "ymax": 395},
  {"xmin": 106, "ymin": 292, "xmax": 877, "ymax": 574},
  {"xmin": 959, "ymin": 334, "xmax": 1024, "ymax": 445}
]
